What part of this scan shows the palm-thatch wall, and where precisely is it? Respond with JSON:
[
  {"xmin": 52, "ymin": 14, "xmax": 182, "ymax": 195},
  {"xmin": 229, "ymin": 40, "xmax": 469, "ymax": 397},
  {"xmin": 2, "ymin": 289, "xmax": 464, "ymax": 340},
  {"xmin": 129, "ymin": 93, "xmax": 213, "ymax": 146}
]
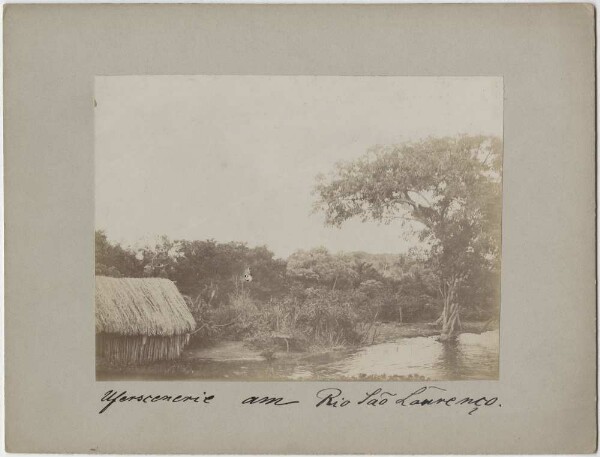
[{"xmin": 95, "ymin": 276, "xmax": 196, "ymax": 363}]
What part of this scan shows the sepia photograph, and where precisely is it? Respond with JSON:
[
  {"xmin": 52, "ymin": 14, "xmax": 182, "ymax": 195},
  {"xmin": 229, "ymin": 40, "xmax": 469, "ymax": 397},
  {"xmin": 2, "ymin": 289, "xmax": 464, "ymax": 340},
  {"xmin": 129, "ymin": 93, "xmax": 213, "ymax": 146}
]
[
  {"xmin": 5, "ymin": 4, "xmax": 596, "ymax": 453},
  {"xmin": 95, "ymin": 75, "xmax": 503, "ymax": 381}
]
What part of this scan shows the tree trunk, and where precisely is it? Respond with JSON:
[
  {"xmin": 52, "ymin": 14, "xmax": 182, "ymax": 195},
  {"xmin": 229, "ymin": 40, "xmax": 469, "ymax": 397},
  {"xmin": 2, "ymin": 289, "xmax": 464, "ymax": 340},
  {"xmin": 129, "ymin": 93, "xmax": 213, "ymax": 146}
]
[{"xmin": 438, "ymin": 279, "xmax": 460, "ymax": 342}]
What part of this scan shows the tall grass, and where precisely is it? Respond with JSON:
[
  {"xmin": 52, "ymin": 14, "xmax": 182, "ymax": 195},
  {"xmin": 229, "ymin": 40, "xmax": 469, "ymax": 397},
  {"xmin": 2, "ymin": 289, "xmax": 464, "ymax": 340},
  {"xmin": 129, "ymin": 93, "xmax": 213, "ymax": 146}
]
[{"xmin": 186, "ymin": 286, "xmax": 371, "ymax": 351}]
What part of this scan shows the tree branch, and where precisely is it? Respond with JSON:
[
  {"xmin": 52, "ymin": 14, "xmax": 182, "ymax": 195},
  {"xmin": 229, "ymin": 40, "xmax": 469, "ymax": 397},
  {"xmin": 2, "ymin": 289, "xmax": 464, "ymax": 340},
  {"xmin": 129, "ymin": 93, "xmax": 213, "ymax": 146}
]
[
  {"xmin": 397, "ymin": 198, "xmax": 418, "ymax": 209},
  {"xmin": 391, "ymin": 215, "xmax": 420, "ymax": 223},
  {"xmin": 407, "ymin": 189, "xmax": 433, "ymax": 207}
]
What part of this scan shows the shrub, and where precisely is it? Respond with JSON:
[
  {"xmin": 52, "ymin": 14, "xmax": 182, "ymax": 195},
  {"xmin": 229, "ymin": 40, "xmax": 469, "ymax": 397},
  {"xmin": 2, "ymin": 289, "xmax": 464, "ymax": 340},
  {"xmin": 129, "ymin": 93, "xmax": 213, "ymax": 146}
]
[{"xmin": 246, "ymin": 288, "xmax": 369, "ymax": 350}]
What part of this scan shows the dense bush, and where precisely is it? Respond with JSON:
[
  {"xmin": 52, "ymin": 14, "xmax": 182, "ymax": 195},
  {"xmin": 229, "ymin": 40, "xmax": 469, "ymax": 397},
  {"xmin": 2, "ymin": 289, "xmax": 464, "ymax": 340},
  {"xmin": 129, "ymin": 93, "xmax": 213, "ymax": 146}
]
[
  {"xmin": 186, "ymin": 286, "xmax": 370, "ymax": 350},
  {"xmin": 95, "ymin": 231, "xmax": 143, "ymax": 277},
  {"xmin": 293, "ymin": 288, "xmax": 365, "ymax": 347},
  {"xmin": 97, "ymin": 231, "xmax": 500, "ymax": 349}
]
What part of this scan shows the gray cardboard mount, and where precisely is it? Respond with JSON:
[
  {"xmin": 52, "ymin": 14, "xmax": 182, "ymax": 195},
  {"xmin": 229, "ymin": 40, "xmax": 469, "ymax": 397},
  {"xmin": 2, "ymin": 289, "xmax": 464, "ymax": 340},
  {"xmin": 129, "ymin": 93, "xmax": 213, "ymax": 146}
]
[{"xmin": 4, "ymin": 4, "xmax": 597, "ymax": 454}]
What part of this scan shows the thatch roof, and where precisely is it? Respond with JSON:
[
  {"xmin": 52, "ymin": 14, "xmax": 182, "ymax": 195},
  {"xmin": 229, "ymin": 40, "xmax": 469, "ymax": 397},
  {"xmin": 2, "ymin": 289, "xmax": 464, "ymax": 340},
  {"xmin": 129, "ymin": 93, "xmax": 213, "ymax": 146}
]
[{"xmin": 95, "ymin": 276, "xmax": 196, "ymax": 336}]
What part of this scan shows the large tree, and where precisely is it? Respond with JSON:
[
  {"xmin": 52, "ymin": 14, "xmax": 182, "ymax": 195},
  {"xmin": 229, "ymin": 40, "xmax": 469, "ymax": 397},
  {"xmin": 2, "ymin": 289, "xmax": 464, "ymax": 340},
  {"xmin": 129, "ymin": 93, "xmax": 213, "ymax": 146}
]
[{"xmin": 313, "ymin": 135, "xmax": 502, "ymax": 340}]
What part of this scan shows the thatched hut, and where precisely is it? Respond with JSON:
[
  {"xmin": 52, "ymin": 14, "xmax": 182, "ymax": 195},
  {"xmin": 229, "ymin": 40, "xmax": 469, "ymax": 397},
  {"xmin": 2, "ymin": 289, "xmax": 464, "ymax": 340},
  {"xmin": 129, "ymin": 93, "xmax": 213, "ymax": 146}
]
[{"xmin": 95, "ymin": 276, "xmax": 196, "ymax": 364}]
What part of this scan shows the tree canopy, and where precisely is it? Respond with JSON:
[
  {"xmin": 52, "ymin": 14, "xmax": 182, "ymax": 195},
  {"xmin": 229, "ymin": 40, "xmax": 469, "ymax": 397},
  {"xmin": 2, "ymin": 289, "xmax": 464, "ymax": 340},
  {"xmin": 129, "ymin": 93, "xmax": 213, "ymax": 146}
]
[
  {"xmin": 313, "ymin": 135, "xmax": 502, "ymax": 337},
  {"xmin": 287, "ymin": 247, "xmax": 358, "ymax": 289}
]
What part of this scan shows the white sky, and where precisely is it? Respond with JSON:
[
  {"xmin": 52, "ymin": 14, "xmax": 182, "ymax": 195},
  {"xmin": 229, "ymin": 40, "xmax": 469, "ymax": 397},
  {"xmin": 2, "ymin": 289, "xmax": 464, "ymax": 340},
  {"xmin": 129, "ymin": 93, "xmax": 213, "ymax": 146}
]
[{"xmin": 95, "ymin": 76, "xmax": 502, "ymax": 258}]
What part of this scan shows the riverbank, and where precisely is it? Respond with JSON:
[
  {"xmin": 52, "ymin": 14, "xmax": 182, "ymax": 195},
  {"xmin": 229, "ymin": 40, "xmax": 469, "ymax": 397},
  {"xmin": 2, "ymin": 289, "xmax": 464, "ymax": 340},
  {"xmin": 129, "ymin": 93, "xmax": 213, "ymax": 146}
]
[
  {"xmin": 96, "ymin": 321, "xmax": 496, "ymax": 380},
  {"xmin": 370, "ymin": 320, "xmax": 494, "ymax": 344}
]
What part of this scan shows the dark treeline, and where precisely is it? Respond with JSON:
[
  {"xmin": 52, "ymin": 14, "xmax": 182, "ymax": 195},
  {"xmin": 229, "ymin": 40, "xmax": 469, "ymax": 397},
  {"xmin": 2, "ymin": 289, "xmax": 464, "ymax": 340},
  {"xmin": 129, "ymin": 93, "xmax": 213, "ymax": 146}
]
[
  {"xmin": 96, "ymin": 231, "xmax": 287, "ymax": 304},
  {"xmin": 96, "ymin": 230, "xmax": 498, "ymax": 351}
]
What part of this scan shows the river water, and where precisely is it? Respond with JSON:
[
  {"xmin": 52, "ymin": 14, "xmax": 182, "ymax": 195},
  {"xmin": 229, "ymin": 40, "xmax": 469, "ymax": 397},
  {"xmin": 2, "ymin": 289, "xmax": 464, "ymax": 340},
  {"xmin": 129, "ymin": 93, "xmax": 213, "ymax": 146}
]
[
  {"xmin": 291, "ymin": 330, "xmax": 499, "ymax": 381},
  {"xmin": 98, "ymin": 330, "xmax": 499, "ymax": 381}
]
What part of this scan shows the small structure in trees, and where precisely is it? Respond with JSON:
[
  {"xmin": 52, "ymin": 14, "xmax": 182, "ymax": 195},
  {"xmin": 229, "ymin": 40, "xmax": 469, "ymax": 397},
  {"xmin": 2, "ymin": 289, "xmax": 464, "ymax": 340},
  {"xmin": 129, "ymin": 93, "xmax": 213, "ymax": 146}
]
[{"xmin": 95, "ymin": 276, "xmax": 196, "ymax": 363}]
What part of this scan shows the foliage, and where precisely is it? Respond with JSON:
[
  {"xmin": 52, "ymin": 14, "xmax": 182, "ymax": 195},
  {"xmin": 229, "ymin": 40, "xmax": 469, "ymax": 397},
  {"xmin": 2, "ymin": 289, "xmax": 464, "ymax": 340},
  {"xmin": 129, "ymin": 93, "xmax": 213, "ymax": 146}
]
[
  {"xmin": 95, "ymin": 230, "xmax": 143, "ymax": 277},
  {"xmin": 250, "ymin": 288, "xmax": 368, "ymax": 350},
  {"xmin": 96, "ymin": 228, "xmax": 449, "ymax": 336},
  {"xmin": 96, "ymin": 232, "xmax": 288, "ymax": 307},
  {"xmin": 98, "ymin": 134, "xmax": 503, "ymax": 348},
  {"xmin": 314, "ymin": 135, "xmax": 501, "ymax": 275},
  {"xmin": 186, "ymin": 286, "xmax": 369, "ymax": 351},
  {"xmin": 147, "ymin": 239, "xmax": 288, "ymax": 305},
  {"xmin": 313, "ymin": 135, "xmax": 502, "ymax": 335},
  {"xmin": 287, "ymin": 247, "xmax": 358, "ymax": 289}
]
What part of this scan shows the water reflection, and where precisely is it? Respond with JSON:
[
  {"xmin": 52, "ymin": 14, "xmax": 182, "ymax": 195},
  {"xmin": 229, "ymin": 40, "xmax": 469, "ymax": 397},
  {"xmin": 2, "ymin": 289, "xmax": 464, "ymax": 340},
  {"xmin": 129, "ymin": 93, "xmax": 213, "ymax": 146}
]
[
  {"xmin": 291, "ymin": 330, "xmax": 499, "ymax": 381},
  {"xmin": 97, "ymin": 330, "xmax": 499, "ymax": 381}
]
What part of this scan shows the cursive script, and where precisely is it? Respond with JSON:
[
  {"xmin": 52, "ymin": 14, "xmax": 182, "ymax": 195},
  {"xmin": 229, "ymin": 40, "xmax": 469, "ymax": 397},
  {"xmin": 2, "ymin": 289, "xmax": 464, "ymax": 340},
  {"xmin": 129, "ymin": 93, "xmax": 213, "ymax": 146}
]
[
  {"xmin": 99, "ymin": 390, "xmax": 215, "ymax": 414},
  {"xmin": 242, "ymin": 395, "xmax": 300, "ymax": 406},
  {"xmin": 316, "ymin": 386, "xmax": 501, "ymax": 415}
]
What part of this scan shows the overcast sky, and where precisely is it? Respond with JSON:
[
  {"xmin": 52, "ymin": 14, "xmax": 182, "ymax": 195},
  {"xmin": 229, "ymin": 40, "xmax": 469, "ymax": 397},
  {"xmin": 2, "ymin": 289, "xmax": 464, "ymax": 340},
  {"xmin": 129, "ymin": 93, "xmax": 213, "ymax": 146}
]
[{"xmin": 95, "ymin": 76, "xmax": 502, "ymax": 258}]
